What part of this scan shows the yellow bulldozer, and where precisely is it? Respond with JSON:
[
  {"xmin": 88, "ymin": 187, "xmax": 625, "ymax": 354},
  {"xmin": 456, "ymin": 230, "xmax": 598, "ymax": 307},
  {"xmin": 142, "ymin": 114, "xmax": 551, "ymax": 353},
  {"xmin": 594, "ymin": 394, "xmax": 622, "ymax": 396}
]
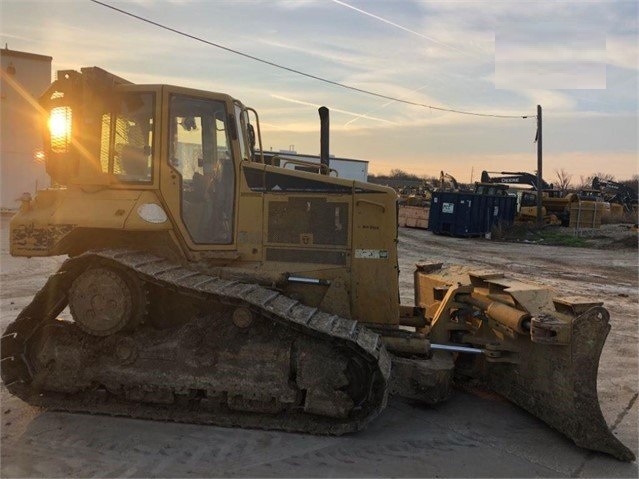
[{"xmin": 1, "ymin": 67, "xmax": 633, "ymax": 461}]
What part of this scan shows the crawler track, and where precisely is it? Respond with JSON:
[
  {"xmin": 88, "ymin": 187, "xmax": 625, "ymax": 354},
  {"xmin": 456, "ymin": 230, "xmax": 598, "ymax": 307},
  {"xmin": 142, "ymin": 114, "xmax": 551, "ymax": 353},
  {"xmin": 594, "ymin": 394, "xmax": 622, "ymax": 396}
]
[{"xmin": 1, "ymin": 249, "xmax": 391, "ymax": 434}]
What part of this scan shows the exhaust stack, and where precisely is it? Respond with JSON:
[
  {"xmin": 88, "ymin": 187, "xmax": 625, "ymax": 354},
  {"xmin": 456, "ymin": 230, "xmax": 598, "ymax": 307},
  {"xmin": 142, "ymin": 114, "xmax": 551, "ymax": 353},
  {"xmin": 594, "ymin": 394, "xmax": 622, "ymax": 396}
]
[{"xmin": 319, "ymin": 106, "xmax": 329, "ymax": 174}]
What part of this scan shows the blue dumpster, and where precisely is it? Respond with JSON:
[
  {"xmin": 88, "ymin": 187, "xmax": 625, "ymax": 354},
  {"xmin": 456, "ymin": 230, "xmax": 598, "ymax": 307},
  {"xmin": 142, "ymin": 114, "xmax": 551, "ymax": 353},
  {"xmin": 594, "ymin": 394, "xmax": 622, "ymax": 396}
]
[{"xmin": 428, "ymin": 191, "xmax": 516, "ymax": 237}]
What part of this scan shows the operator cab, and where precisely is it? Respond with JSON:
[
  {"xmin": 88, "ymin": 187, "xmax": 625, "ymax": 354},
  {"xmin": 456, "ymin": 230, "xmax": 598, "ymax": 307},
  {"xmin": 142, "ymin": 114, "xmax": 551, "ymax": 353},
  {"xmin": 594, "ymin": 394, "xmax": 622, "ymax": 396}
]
[{"xmin": 40, "ymin": 68, "xmax": 258, "ymax": 248}]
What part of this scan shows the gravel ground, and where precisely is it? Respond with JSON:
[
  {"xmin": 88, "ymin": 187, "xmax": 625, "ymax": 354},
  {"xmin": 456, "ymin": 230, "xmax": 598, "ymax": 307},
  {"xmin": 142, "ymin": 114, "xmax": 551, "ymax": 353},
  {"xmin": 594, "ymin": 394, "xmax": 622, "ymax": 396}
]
[{"xmin": 1, "ymin": 216, "xmax": 637, "ymax": 478}]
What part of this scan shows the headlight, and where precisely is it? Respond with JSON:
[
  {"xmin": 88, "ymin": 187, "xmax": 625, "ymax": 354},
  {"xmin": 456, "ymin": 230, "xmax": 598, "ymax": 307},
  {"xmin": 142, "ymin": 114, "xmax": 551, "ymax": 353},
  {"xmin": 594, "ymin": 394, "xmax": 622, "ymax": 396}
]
[{"xmin": 48, "ymin": 106, "xmax": 72, "ymax": 153}]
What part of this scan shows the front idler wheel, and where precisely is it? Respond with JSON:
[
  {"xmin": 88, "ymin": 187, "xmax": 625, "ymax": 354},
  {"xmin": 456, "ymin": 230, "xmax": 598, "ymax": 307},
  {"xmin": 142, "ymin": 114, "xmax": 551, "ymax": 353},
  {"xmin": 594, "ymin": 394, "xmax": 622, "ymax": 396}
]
[{"xmin": 68, "ymin": 266, "xmax": 145, "ymax": 336}]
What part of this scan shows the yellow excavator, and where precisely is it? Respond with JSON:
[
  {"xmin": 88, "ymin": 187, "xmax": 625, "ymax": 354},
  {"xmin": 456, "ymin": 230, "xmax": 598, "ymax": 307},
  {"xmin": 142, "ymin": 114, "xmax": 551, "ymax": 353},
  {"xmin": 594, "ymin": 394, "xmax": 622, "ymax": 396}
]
[{"xmin": 1, "ymin": 67, "xmax": 633, "ymax": 461}]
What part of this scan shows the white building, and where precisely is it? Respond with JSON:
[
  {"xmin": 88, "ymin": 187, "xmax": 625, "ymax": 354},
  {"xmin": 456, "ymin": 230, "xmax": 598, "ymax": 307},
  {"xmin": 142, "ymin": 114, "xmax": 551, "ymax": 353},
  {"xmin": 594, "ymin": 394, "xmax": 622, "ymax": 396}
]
[{"xmin": 0, "ymin": 47, "xmax": 52, "ymax": 211}]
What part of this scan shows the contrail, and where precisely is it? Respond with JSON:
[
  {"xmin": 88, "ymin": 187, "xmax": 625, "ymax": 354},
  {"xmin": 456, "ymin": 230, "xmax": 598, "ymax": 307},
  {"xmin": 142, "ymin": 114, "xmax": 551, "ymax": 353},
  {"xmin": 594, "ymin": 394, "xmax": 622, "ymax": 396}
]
[
  {"xmin": 344, "ymin": 84, "xmax": 432, "ymax": 127},
  {"xmin": 330, "ymin": 0, "xmax": 477, "ymax": 58},
  {"xmin": 271, "ymin": 94, "xmax": 398, "ymax": 125}
]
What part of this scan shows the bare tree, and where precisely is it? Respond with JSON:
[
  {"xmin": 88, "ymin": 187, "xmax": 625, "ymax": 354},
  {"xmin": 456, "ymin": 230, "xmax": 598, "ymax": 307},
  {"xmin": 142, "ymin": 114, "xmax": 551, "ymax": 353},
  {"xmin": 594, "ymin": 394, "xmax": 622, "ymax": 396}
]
[
  {"xmin": 592, "ymin": 172, "xmax": 616, "ymax": 182},
  {"xmin": 619, "ymin": 175, "xmax": 639, "ymax": 196},
  {"xmin": 590, "ymin": 172, "xmax": 616, "ymax": 187},
  {"xmin": 389, "ymin": 169, "xmax": 419, "ymax": 180},
  {"xmin": 576, "ymin": 172, "xmax": 616, "ymax": 190},
  {"xmin": 554, "ymin": 168, "xmax": 572, "ymax": 193},
  {"xmin": 577, "ymin": 175, "xmax": 591, "ymax": 190}
]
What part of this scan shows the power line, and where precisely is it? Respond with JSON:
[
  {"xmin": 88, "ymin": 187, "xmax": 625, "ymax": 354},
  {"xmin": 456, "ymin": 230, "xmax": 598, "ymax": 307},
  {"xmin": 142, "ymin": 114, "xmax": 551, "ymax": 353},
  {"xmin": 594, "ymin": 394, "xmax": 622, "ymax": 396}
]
[{"xmin": 89, "ymin": 0, "xmax": 534, "ymax": 120}]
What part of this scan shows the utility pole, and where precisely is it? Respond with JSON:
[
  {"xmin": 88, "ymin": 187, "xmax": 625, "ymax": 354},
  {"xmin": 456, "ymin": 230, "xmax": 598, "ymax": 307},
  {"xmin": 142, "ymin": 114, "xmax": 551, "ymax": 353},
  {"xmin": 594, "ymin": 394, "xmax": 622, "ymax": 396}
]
[{"xmin": 536, "ymin": 105, "xmax": 543, "ymax": 227}]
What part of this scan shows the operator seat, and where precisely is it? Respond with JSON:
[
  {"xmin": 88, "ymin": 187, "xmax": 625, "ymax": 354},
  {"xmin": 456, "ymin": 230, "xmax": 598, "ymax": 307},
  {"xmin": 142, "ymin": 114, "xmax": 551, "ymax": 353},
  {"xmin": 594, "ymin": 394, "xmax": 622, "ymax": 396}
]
[
  {"xmin": 119, "ymin": 145, "xmax": 150, "ymax": 180},
  {"xmin": 197, "ymin": 157, "xmax": 234, "ymax": 244}
]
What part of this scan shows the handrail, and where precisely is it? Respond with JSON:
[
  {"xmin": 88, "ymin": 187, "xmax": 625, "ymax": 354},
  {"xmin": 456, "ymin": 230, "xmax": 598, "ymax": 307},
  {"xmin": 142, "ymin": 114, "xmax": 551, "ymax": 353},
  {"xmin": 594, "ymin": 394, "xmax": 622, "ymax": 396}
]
[{"xmin": 245, "ymin": 107, "xmax": 264, "ymax": 164}]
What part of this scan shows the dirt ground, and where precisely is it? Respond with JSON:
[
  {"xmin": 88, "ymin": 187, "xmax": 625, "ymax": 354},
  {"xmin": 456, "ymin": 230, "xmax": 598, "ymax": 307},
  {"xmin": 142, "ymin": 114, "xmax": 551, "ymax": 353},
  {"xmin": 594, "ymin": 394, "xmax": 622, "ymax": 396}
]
[{"xmin": 1, "ymin": 215, "xmax": 637, "ymax": 478}]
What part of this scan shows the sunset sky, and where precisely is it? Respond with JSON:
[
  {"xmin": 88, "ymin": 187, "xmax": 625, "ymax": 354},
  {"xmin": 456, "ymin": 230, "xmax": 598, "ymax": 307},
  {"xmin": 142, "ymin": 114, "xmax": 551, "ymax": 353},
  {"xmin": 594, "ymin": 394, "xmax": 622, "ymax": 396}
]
[{"xmin": 1, "ymin": 0, "xmax": 637, "ymax": 183}]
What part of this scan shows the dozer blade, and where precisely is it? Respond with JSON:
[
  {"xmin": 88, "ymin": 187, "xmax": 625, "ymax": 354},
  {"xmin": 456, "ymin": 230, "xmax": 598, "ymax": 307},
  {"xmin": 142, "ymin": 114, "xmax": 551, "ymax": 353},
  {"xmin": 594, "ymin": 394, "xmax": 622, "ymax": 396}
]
[
  {"xmin": 418, "ymin": 267, "xmax": 635, "ymax": 461},
  {"xmin": 478, "ymin": 305, "xmax": 635, "ymax": 461}
]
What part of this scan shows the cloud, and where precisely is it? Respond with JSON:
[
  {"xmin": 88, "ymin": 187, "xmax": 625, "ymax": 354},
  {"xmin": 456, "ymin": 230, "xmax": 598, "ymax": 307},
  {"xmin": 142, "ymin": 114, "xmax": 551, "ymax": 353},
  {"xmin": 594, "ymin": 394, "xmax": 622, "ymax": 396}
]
[
  {"xmin": 607, "ymin": 34, "xmax": 639, "ymax": 71},
  {"xmin": 0, "ymin": 0, "xmax": 635, "ymax": 182},
  {"xmin": 272, "ymin": 0, "xmax": 321, "ymax": 9},
  {"xmin": 494, "ymin": 19, "xmax": 607, "ymax": 89},
  {"xmin": 496, "ymin": 61, "xmax": 607, "ymax": 90},
  {"xmin": 330, "ymin": 0, "xmax": 479, "ymax": 58},
  {"xmin": 256, "ymin": 37, "xmax": 371, "ymax": 73}
]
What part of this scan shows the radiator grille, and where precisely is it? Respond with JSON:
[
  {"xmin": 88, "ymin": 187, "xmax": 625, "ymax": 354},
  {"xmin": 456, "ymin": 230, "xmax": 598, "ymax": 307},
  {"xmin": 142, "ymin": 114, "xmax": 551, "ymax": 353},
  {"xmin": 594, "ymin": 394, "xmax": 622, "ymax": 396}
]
[{"xmin": 268, "ymin": 197, "xmax": 348, "ymax": 246}]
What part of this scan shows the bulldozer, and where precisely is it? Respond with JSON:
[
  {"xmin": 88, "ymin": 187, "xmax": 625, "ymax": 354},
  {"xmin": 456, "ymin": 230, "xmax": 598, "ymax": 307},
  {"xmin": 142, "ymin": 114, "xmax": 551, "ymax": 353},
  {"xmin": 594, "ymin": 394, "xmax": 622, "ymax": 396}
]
[{"xmin": 1, "ymin": 67, "xmax": 634, "ymax": 461}]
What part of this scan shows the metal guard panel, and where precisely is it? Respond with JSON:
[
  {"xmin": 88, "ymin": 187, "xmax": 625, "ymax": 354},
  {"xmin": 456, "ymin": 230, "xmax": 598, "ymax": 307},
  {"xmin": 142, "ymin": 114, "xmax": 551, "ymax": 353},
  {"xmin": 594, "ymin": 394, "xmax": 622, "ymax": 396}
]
[
  {"xmin": 11, "ymin": 223, "xmax": 76, "ymax": 256},
  {"xmin": 267, "ymin": 197, "xmax": 349, "ymax": 246},
  {"xmin": 243, "ymin": 165, "xmax": 383, "ymax": 194},
  {"xmin": 266, "ymin": 248, "xmax": 347, "ymax": 265},
  {"xmin": 245, "ymin": 168, "xmax": 352, "ymax": 193}
]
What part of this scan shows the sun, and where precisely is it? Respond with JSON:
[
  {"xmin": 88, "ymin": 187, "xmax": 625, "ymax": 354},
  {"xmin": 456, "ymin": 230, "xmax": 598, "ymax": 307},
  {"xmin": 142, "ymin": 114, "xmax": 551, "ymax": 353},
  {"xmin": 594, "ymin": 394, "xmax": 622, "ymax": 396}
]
[{"xmin": 48, "ymin": 106, "xmax": 72, "ymax": 152}]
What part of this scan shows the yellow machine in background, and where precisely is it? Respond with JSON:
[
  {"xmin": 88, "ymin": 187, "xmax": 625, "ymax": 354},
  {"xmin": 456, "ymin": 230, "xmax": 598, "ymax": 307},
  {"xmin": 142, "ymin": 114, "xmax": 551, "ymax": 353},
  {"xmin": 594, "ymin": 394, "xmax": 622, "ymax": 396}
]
[
  {"xmin": 1, "ymin": 67, "xmax": 633, "ymax": 461},
  {"xmin": 396, "ymin": 171, "xmax": 460, "ymax": 230},
  {"xmin": 397, "ymin": 184, "xmax": 431, "ymax": 229},
  {"xmin": 480, "ymin": 171, "xmax": 573, "ymax": 226}
]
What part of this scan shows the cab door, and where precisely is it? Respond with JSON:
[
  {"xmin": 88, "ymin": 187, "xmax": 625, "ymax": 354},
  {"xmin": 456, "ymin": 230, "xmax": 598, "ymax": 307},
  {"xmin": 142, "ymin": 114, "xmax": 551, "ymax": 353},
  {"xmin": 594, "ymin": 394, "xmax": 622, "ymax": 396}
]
[{"xmin": 160, "ymin": 87, "xmax": 238, "ymax": 251}]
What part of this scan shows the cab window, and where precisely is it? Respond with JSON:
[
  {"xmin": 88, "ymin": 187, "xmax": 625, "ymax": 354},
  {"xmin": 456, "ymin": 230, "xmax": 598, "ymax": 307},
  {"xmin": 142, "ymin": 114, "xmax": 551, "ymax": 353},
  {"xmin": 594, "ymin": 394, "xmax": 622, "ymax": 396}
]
[
  {"xmin": 234, "ymin": 103, "xmax": 249, "ymax": 161},
  {"xmin": 100, "ymin": 92, "xmax": 154, "ymax": 182},
  {"xmin": 169, "ymin": 95, "xmax": 235, "ymax": 244}
]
